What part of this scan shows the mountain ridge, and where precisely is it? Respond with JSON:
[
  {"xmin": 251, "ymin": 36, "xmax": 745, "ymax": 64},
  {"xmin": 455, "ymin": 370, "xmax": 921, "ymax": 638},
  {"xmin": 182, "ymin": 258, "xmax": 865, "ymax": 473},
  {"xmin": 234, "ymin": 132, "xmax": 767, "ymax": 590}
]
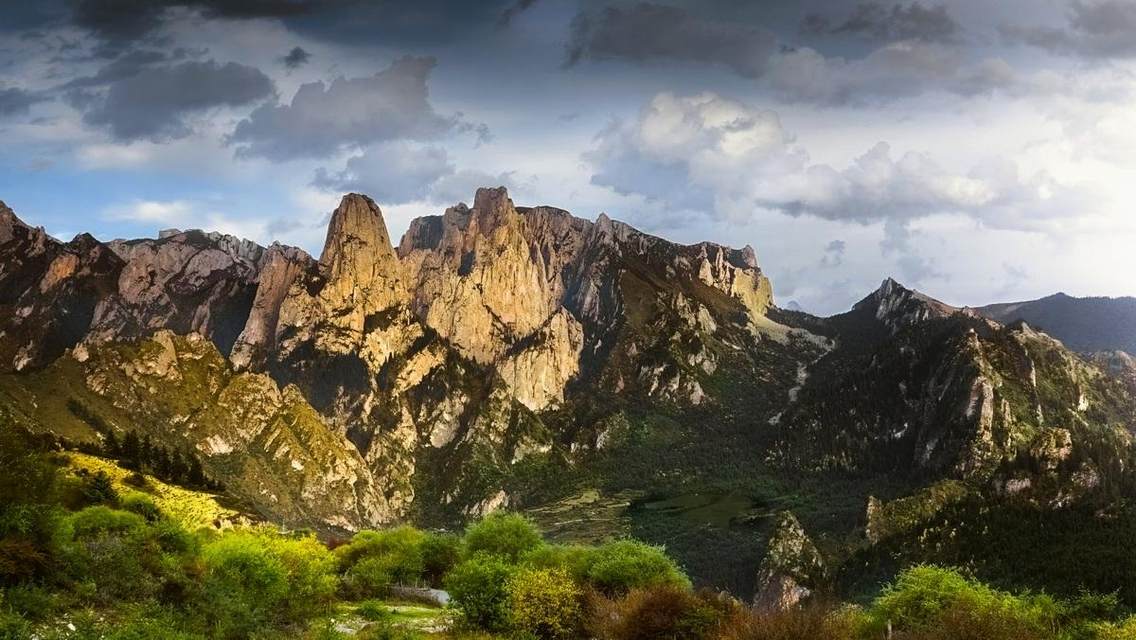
[
  {"xmin": 3, "ymin": 189, "xmax": 1136, "ymax": 602},
  {"xmin": 974, "ymin": 291, "xmax": 1136, "ymax": 355}
]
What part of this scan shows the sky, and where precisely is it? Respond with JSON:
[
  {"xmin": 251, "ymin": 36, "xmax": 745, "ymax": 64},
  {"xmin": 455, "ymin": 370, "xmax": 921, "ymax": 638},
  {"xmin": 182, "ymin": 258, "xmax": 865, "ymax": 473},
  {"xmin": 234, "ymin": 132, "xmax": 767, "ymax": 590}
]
[{"xmin": 1, "ymin": 0, "xmax": 1134, "ymax": 314}]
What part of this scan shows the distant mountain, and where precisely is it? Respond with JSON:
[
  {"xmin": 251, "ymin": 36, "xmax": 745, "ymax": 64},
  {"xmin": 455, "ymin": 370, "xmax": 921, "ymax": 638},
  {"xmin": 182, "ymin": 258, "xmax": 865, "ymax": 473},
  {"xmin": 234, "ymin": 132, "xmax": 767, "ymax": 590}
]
[
  {"xmin": 974, "ymin": 292, "xmax": 1136, "ymax": 354},
  {"xmin": 4, "ymin": 189, "xmax": 1136, "ymax": 604}
]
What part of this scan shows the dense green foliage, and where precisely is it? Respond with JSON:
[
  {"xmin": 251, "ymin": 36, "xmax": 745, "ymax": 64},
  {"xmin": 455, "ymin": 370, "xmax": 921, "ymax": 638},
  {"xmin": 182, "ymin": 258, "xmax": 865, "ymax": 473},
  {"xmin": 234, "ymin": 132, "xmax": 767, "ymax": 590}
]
[
  {"xmin": 460, "ymin": 513, "xmax": 543, "ymax": 563},
  {"xmin": 505, "ymin": 567, "xmax": 581, "ymax": 639},
  {"xmin": 444, "ymin": 553, "xmax": 515, "ymax": 631},
  {"xmin": 3, "ymin": 415, "xmax": 1135, "ymax": 639}
]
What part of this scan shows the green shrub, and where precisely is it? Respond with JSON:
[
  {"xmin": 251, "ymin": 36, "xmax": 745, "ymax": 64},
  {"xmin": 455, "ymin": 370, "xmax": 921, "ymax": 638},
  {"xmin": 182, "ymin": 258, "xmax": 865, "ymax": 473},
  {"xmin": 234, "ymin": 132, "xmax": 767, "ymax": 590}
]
[
  {"xmin": 444, "ymin": 553, "xmax": 514, "ymax": 631},
  {"xmin": 68, "ymin": 505, "xmax": 146, "ymax": 538},
  {"xmin": 864, "ymin": 566, "xmax": 1060, "ymax": 639},
  {"xmin": 0, "ymin": 610, "xmax": 30, "ymax": 640},
  {"xmin": 0, "ymin": 584, "xmax": 59, "ymax": 621},
  {"xmin": 585, "ymin": 540, "xmax": 689, "ymax": 595},
  {"xmin": 344, "ymin": 556, "xmax": 394, "ymax": 598},
  {"xmin": 197, "ymin": 528, "xmax": 336, "ymax": 636},
  {"xmin": 1095, "ymin": 616, "xmax": 1136, "ymax": 640},
  {"xmin": 506, "ymin": 567, "xmax": 582, "ymax": 640},
  {"xmin": 199, "ymin": 531, "xmax": 290, "ymax": 638},
  {"xmin": 462, "ymin": 513, "xmax": 543, "ymax": 563},
  {"xmin": 337, "ymin": 527, "xmax": 426, "ymax": 586},
  {"xmin": 95, "ymin": 605, "xmax": 204, "ymax": 640},
  {"xmin": 522, "ymin": 544, "xmax": 596, "ymax": 582},
  {"xmin": 121, "ymin": 494, "xmax": 162, "ymax": 522},
  {"xmin": 355, "ymin": 599, "xmax": 395, "ymax": 622},
  {"xmin": 420, "ymin": 532, "xmax": 461, "ymax": 586},
  {"xmin": 300, "ymin": 619, "xmax": 351, "ymax": 640},
  {"xmin": 272, "ymin": 533, "xmax": 339, "ymax": 620},
  {"xmin": 65, "ymin": 506, "xmax": 157, "ymax": 602}
]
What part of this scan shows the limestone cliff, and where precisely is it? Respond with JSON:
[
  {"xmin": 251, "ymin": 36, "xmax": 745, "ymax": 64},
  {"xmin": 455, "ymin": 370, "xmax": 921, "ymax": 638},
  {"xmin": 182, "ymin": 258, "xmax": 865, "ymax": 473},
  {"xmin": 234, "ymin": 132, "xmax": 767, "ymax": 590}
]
[
  {"xmin": 0, "ymin": 203, "xmax": 122, "ymax": 371},
  {"xmin": 4, "ymin": 188, "xmax": 1126, "ymax": 544},
  {"xmin": 400, "ymin": 188, "xmax": 574, "ymax": 365},
  {"xmin": 230, "ymin": 243, "xmax": 311, "ymax": 371},
  {"xmin": 90, "ymin": 230, "xmax": 266, "ymax": 356}
]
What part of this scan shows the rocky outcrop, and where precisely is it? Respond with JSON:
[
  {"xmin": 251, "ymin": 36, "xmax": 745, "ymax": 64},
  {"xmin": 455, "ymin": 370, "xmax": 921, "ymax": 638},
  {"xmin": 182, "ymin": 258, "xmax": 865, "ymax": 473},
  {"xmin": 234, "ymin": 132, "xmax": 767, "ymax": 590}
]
[
  {"xmin": 89, "ymin": 230, "xmax": 266, "ymax": 356},
  {"xmin": 854, "ymin": 277, "xmax": 962, "ymax": 333},
  {"xmin": 753, "ymin": 512, "xmax": 826, "ymax": 612},
  {"xmin": 400, "ymin": 188, "xmax": 574, "ymax": 364},
  {"xmin": 497, "ymin": 309, "xmax": 584, "ymax": 411},
  {"xmin": 230, "ymin": 244, "xmax": 312, "ymax": 371},
  {"xmin": 0, "ymin": 204, "xmax": 123, "ymax": 371},
  {"xmin": 15, "ymin": 331, "xmax": 391, "ymax": 531},
  {"xmin": 315, "ymin": 193, "xmax": 407, "ymax": 351}
]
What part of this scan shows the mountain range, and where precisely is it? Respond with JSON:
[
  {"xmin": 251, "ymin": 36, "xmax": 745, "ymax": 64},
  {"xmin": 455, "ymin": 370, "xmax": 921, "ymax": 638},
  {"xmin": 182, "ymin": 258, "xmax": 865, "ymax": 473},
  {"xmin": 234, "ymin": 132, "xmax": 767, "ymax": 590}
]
[
  {"xmin": 3, "ymin": 187, "xmax": 1135, "ymax": 604},
  {"xmin": 974, "ymin": 293, "xmax": 1136, "ymax": 354}
]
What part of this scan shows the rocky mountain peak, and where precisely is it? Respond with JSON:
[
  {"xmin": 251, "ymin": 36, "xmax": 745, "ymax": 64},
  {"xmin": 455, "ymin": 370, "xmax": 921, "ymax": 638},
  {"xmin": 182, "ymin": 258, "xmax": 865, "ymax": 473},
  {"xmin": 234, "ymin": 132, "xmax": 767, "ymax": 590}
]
[
  {"xmin": 0, "ymin": 201, "xmax": 48, "ymax": 250},
  {"xmin": 320, "ymin": 193, "xmax": 397, "ymax": 269},
  {"xmin": 298, "ymin": 193, "xmax": 408, "ymax": 355},
  {"xmin": 470, "ymin": 186, "xmax": 517, "ymax": 236},
  {"xmin": 320, "ymin": 193, "xmax": 403, "ymax": 303},
  {"xmin": 738, "ymin": 244, "xmax": 759, "ymax": 269},
  {"xmin": 753, "ymin": 512, "xmax": 825, "ymax": 612},
  {"xmin": 855, "ymin": 277, "xmax": 958, "ymax": 332}
]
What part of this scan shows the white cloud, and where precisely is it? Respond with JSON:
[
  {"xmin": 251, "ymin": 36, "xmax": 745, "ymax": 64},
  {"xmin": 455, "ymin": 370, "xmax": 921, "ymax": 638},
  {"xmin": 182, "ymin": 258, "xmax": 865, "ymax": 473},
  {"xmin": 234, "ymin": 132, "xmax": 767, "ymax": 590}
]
[
  {"xmin": 586, "ymin": 91, "xmax": 1086, "ymax": 233},
  {"xmin": 312, "ymin": 142, "xmax": 454, "ymax": 205},
  {"xmin": 103, "ymin": 199, "xmax": 196, "ymax": 224},
  {"xmin": 102, "ymin": 199, "xmax": 269, "ymax": 242}
]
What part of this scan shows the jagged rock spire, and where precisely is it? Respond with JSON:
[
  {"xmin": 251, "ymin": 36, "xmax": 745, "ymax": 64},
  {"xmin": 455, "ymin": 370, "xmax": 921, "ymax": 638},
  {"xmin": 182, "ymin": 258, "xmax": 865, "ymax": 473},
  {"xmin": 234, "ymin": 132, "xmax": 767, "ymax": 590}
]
[{"xmin": 319, "ymin": 193, "xmax": 406, "ymax": 315}]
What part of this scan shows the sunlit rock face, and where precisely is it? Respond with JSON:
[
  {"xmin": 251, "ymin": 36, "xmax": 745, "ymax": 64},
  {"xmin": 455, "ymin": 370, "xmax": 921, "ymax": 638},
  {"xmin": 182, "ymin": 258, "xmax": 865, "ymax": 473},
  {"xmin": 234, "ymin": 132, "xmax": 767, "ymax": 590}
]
[
  {"xmin": 400, "ymin": 187, "xmax": 580, "ymax": 365},
  {"xmin": 66, "ymin": 330, "xmax": 392, "ymax": 531},
  {"xmin": 0, "ymin": 187, "xmax": 853, "ymax": 530}
]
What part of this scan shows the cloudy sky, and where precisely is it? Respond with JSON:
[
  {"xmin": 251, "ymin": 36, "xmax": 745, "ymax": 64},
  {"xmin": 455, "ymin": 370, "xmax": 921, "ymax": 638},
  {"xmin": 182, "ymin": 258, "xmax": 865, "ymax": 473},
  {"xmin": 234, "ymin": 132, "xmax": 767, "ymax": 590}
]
[{"xmin": 1, "ymin": 0, "xmax": 1134, "ymax": 314}]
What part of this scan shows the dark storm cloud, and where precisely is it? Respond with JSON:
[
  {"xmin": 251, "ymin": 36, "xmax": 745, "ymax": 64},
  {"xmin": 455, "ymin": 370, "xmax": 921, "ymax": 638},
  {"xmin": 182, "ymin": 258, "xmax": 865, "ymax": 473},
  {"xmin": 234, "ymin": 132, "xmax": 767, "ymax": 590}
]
[
  {"xmin": 565, "ymin": 2, "xmax": 778, "ymax": 77},
  {"xmin": 1001, "ymin": 0, "xmax": 1136, "ymax": 58},
  {"xmin": 801, "ymin": 2, "xmax": 960, "ymax": 43},
  {"xmin": 77, "ymin": 60, "xmax": 274, "ymax": 141},
  {"xmin": 498, "ymin": 0, "xmax": 539, "ymax": 27},
  {"xmin": 60, "ymin": 49, "xmax": 172, "ymax": 90},
  {"xmin": 0, "ymin": 87, "xmax": 46, "ymax": 117},
  {"xmin": 230, "ymin": 56, "xmax": 464, "ymax": 161},
  {"xmin": 0, "ymin": 3, "xmax": 70, "ymax": 34},
  {"xmin": 64, "ymin": 0, "xmax": 521, "ymax": 49},
  {"xmin": 281, "ymin": 46, "xmax": 311, "ymax": 68},
  {"xmin": 70, "ymin": 0, "xmax": 316, "ymax": 42}
]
